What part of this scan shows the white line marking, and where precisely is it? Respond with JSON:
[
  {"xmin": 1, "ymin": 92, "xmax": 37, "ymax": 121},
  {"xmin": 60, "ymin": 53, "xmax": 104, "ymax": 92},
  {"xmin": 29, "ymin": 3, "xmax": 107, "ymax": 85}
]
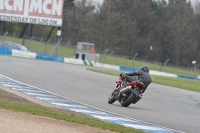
[
  {"xmin": 37, "ymin": 97, "xmax": 67, "ymax": 102},
  {"xmin": 70, "ymin": 109, "xmax": 107, "ymax": 114},
  {"xmin": 25, "ymin": 93, "xmax": 57, "ymax": 97},
  {"xmin": 3, "ymin": 84, "xmax": 29, "ymax": 88},
  {"xmin": 124, "ymin": 124, "xmax": 169, "ymax": 131},
  {"xmin": 91, "ymin": 115, "xmax": 131, "ymax": 121},
  {"xmin": 51, "ymin": 102, "xmax": 86, "ymax": 108},
  {"xmin": 17, "ymin": 89, "xmax": 45, "ymax": 93}
]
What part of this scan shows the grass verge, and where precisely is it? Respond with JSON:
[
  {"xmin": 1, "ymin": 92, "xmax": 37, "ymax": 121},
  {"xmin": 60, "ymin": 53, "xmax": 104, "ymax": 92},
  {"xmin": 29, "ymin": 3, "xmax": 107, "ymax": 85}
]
[
  {"xmin": 0, "ymin": 101, "xmax": 144, "ymax": 133},
  {"xmin": 87, "ymin": 68, "xmax": 200, "ymax": 92}
]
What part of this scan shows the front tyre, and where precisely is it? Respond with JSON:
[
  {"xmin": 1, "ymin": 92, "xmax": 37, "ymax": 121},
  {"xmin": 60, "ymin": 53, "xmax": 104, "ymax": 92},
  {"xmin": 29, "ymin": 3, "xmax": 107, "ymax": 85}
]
[
  {"xmin": 120, "ymin": 93, "xmax": 135, "ymax": 107},
  {"xmin": 108, "ymin": 91, "xmax": 118, "ymax": 104}
]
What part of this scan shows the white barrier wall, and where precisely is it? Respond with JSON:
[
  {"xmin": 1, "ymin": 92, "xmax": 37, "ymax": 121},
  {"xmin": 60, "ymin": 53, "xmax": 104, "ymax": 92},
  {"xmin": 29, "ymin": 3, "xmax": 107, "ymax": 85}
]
[
  {"xmin": 64, "ymin": 58, "xmax": 84, "ymax": 65},
  {"xmin": 94, "ymin": 62, "xmax": 120, "ymax": 70},
  {"xmin": 12, "ymin": 50, "xmax": 37, "ymax": 59},
  {"xmin": 3, "ymin": 49, "xmax": 198, "ymax": 80},
  {"xmin": 150, "ymin": 70, "xmax": 177, "ymax": 78}
]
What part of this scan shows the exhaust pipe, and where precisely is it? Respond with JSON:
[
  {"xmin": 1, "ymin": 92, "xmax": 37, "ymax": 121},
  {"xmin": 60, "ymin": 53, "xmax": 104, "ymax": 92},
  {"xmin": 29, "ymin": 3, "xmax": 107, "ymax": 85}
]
[{"xmin": 120, "ymin": 86, "xmax": 131, "ymax": 94}]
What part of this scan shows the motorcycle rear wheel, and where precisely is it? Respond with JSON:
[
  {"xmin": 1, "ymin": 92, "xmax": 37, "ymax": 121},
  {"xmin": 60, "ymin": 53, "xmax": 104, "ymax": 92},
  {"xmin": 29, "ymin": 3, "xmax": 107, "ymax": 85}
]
[{"xmin": 120, "ymin": 93, "xmax": 135, "ymax": 107}]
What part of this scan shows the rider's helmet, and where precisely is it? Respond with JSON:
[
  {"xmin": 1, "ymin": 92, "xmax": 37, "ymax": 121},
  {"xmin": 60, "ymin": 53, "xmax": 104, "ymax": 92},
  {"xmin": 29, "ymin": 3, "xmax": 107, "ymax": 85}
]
[{"xmin": 141, "ymin": 65, "xmax": 149, "ymax": 73}]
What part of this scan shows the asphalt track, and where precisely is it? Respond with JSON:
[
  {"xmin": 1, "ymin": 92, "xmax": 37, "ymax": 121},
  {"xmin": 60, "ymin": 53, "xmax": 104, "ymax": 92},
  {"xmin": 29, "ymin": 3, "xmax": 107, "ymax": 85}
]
[{"xmin": 0, "ymin": 56, "xmax": 200, "ymax": 133}]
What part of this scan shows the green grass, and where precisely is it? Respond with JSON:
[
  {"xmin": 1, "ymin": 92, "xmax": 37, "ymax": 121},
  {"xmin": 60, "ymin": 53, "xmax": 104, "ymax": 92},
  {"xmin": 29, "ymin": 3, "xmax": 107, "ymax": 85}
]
[
  {"xmin": 152, "ymin": 75, "xmax": 200, "ymax": 92},
  {"xmin": 2, "ymin": 36, "xmax": 199, "ymax": 77},
  {"xmin": 0, "ymin": 101, "xmax": 144, "ymax": 133},
  {"xmin": 87, "ymin": 68, "xmax": 200, "ymax": 92}
]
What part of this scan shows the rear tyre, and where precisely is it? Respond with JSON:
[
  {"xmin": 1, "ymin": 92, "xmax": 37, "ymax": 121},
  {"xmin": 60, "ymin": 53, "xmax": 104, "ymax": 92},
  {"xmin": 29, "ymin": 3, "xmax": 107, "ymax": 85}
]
[
  {"xmin": 108, "ymin": 90, "xmax": 118, "ymax": 104},
  {"xmin": 120, "ymin": 93, "xmax": 135, "ymax": 107}
]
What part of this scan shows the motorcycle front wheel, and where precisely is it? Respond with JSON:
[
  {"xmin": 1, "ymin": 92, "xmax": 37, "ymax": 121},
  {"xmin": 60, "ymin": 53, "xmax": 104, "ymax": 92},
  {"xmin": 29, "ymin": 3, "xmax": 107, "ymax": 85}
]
[{"xmin": 108, "ymin": 90, "xmax": 118, "ymax": 104}]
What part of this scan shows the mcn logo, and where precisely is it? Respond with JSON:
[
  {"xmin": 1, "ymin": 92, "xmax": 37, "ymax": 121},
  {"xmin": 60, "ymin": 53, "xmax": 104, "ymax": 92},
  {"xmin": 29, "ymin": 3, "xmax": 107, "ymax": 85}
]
[
  {"xmin": 0, "ymin": 0, "xmax": 63, "ymax": 18},
  {"xmin": 0, "ymin": 0, "xmax": 24, "ymax": 14},
  {"xmin": 29, "ymin": 0, "xmax": 63, "ymax": 18}
]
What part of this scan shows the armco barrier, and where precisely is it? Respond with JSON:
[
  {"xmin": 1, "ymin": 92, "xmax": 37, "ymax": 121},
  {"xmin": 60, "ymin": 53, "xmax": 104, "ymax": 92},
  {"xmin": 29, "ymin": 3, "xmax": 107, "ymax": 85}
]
[
  {"xmin": 83, "ymin": 60, "xmax": 94, "ymax": 66},
  {"xmin": 0, "ymin": 47, "xmax": 199, "ymax": 80},
  {"xmin": 177, "ymin": 75, "xmax": 200, "ymax": 80},
  {"xmin": 64, "ymin": 58, "xmax": 84, "ymax": 65},
  {"xmin": 150, "ymin": 70, "xmax": 177, "ymax": 78},
  {"xmin": 0, "ymin": 47, "xmax": 12, "ymax": 55},
  {"xmin": 95, "ymin": 62, "xmax": 120, "ymax": 70},
  {"xmin": 12, "ymin": 50, "xmax": 37, "ymax": 59},
  {"xmin": 36, "ymin": 54, "xmax": 64, "ymax": 62},
  {"xmin": 120, "ymin": 66, "xmax": 138, "ymax": 72}
]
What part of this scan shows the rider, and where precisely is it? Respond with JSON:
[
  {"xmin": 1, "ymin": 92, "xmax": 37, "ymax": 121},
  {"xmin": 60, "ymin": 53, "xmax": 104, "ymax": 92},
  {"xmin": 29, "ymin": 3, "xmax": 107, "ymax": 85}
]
[{"xmin": 121, "ymin": 65, "xmax": 152, "ymax": 93}]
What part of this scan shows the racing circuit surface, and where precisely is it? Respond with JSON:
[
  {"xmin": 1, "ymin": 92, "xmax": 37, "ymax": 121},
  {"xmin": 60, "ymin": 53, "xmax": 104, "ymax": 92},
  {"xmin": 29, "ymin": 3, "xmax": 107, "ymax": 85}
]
[{"xmin": 0, "ymin": 56, "xmax": 200, "ymax": 133}]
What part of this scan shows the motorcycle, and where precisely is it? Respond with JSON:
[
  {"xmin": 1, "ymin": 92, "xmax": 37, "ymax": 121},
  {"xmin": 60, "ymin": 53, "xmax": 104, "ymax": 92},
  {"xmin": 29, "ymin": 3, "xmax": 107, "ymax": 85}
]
[{"xmin": 108, "ymin": 74, "xmax": 145, "ymax": 107}]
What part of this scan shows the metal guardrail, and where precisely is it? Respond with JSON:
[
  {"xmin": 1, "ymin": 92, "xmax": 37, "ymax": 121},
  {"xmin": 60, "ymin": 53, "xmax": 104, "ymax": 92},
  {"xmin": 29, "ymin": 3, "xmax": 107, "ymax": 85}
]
[{"xmin": 0, "ymin": 47, "xmax": 199, "ymax": 80}]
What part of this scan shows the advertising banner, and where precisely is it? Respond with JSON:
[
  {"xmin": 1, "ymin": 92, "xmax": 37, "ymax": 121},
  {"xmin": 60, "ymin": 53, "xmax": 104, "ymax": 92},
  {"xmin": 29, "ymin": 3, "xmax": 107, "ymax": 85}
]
[{"xmin": 0, "ymin": 0, "xmax": 64, "ymax": 27}]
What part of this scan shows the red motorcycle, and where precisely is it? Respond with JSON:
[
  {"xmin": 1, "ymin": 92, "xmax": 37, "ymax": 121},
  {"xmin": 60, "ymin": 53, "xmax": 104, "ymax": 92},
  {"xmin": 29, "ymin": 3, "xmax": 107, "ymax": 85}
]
[{"xmin": 108, "ymin": 74, "xmax": 145, "ymax": 107}]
